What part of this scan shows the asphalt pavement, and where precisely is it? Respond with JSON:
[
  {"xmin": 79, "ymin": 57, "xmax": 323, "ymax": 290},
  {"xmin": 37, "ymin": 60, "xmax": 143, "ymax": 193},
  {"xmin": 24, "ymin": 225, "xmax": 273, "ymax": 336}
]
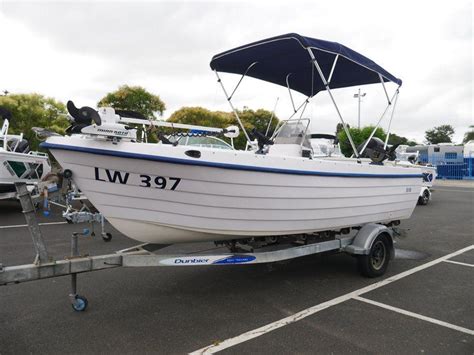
[{"xmin": 0, "ymin": 185, "xmax": 472, "ymax": 354}]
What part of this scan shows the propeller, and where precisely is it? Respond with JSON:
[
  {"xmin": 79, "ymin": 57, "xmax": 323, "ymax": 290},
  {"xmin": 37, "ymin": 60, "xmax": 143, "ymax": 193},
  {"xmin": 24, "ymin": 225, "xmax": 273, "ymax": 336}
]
[
  {"xmin": 66, "ymin": 100, "xmax": 81, "ymax": 121},
  {"xmin": 66, "ymin": 100, "xmax": 101, "ymax": 126},
  {"xmin": 80, "ymin": 106, "xmax": 101, "ymax": 126}
]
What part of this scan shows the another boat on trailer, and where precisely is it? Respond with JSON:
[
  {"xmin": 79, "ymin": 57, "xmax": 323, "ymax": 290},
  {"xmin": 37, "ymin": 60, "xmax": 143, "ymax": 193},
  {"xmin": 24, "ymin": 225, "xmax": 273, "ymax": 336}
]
[
  {"xmin": 0, "ymin": 107, "xmax": 52, "ymax": 199},
  {"xmin": 394, "ymin": 145, "xmax": 437, "ymax": 205},
  {"xmin": 42, "ymin": 33, "xmax": 423, "ymax": 245}
]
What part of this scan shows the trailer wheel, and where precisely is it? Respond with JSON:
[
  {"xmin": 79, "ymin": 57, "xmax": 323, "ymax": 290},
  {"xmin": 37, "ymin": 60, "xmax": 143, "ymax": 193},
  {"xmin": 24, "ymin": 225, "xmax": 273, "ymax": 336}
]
[
  {"xmin": 71, "ymin": 295, "xmax": 88, "ymax": 312},
  {"xmin": 418, "ymin": 189, "xmax": 430, "ymax": 205},
  {"xmin": 358, "ymin": 234, "xmax": 390, "ymax": 278}
]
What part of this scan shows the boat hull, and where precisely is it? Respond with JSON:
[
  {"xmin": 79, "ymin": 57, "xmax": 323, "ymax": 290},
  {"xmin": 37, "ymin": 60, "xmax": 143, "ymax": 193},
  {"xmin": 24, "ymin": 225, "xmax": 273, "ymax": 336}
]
[
  {"xmin": 43, "ymin": 137, "xmax": 423, "ymax": 243},
  {"xmin": 0, "ymin": 150, "xmax": 51, "ymax": 199}
]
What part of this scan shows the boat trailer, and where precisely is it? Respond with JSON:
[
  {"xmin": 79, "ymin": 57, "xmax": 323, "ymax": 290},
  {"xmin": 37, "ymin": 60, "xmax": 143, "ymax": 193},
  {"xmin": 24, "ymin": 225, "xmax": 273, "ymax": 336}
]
[
  {"xmin": 31, "ymin": 172, "xmax": 113, "ymax": 242},
  {"xmin": 0, "ymin": 183, "xmax": 399, "ymax": 312}
]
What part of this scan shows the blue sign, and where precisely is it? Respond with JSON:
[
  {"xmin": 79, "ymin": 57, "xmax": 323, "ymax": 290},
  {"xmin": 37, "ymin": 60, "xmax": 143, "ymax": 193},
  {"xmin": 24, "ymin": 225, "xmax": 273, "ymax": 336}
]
[{"xmin": 213, "ymin": 255, "xmax": 256, "ymax": 264}]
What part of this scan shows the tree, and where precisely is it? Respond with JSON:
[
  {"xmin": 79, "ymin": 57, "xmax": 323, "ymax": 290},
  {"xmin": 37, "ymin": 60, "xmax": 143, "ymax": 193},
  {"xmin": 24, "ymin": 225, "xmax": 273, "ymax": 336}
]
[
  {"xmin": 234, "ymin": 108, "xmax": 279, "ymax": 150},
  {"xmin": 168, "ymin": 107, "xmax": 230, "ymax": 128},
  {"xmin": 237, "ymin": 108, "xmax": 279, "ymax": 134},
  {"xmin": 336, "ymin": 122, "xmax": 348, "ymax": 135},
  {"xmin": 337, "ymin": 126, "xmax": 387, "ymax": 157},
  {"xmin": 167, "ymin": 106, "xmax": 232, "ymax": 145},
  {"xmin": 168, "ymin": 106, "xmax": 279, "ymax": 150},
  {"xmin": 463, "ymin": 125, "xmax": 474, "ymax": 143},
  {"xmin": 424, "ymin": 125, "xmax": 455, "ymax": 144},
  {"xmin": 98, "ymin": 85, "xmax": 166, "ymax": 118},
  {"xmin": 387, "ymin": 133, "xmax": 408, "ymax": 146},
  {"xmin": 0, "ymin": 93, "xmax": 68, "ymax": 151},
  {"xmin": 387, "ymin": 133, "xmax": 418, "ymax": 147}
]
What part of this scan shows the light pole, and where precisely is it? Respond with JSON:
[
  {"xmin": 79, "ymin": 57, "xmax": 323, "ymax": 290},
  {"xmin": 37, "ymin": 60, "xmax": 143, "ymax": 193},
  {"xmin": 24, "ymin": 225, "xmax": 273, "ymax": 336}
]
[{"xmin": 353, "ymin": 88, "xmax": 366, "ymax": 129}]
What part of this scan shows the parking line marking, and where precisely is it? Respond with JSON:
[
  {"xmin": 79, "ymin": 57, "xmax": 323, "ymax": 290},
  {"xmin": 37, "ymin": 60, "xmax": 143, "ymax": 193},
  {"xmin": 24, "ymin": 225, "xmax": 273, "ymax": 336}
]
[
  {"xmin": 444, "ymin": 260, "xmax": 474, "ymax": 268},
  {"xmin": 0, "ymin": 221, "xmax": 68, "ymax": 229},
  {"xmin": 353, "ymin": 296, "xmax": 474, "ymax": 335},
  {"xmin": 434, "ymin": 188, "xmax": 474, "ymax": 193},
  {"xmin": 191, "ymin": 244, "xmax": 474, "ymax": 354}
]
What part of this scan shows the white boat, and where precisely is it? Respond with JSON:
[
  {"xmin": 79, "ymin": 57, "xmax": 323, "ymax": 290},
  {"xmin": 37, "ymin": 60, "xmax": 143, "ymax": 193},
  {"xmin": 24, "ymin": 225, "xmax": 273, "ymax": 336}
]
[
  {"xmin": 393, "ymin": 145, "xmax": 436, "ymax": 205},
  {"xmin": 43, "ymin": 33, "xmax": 423, "ymax": 244},
  {"xmin": 0, "ymin": 108, "xmax": 52, "ymax": 199},
  {"xmin": 395, "ymin": 145, "xmax": 437, "ymax": 188}
]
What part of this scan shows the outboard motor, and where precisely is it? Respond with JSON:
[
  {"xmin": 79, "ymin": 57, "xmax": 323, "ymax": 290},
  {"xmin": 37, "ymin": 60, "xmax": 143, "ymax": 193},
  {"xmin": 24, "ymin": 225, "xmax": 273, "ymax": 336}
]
[
  {"xmin": 358, "ymin": 137, "xmax": 398, "ymax": 163},
  {"xmin": 65, "ymin": 100, "xmax": 101, "ymax": 134},
  {"xmin": 65, "ymin": 100, "xmax": 140, "ymax": 141}
]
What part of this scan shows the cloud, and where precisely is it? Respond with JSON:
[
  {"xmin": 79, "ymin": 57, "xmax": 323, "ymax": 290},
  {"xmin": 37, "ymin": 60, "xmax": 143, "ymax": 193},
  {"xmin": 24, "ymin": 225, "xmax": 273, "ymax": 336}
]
[{"xmin": 1, "ymin": 0, "xmax": 472, "ymax": 143}]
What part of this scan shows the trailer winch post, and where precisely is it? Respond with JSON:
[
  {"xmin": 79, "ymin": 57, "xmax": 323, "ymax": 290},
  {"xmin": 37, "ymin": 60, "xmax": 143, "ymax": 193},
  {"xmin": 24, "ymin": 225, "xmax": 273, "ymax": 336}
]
[{"xmin": 15, "ymin": 182, "xmax": 50, "ymax": 264}]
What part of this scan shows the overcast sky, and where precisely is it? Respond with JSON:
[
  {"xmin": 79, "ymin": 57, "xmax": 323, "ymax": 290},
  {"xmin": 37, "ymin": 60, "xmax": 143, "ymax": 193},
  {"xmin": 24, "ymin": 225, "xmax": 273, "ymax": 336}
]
[{"xmin": 0, "ymin": 0, "xmax": 472, "ymax": 143}]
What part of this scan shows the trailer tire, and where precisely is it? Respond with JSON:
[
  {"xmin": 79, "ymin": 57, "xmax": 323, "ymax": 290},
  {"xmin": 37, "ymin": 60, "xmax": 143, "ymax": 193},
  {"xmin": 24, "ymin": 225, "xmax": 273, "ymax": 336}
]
[
  {"xmin": 358, "ymin": 233, "xmax": 390, "ymax": 278},
  {"xmin": 418, "ymin": 189, "xmax": 430, "ymax": 205}
]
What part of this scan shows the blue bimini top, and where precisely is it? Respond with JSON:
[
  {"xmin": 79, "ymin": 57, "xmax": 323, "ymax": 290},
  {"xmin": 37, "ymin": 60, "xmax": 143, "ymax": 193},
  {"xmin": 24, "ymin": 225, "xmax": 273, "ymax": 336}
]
[{"xmin": 210, "ymin": 33, "xmax": 402, "ymax": 97}]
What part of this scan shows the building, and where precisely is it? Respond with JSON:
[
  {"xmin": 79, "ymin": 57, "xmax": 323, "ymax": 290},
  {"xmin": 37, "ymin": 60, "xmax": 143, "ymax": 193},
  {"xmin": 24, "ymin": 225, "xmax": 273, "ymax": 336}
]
[{"xmin": 406, "ymin": 143, "xmax": 473, "ymax": 180}]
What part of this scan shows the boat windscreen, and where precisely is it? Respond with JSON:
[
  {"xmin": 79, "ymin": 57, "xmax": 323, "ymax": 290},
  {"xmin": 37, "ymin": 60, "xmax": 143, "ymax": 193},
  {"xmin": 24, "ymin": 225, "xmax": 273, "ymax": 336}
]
[
  {"xmin": 171, "ymin": 136, "xmax": 233, "ymax": 150},
  {"xmin": 274, "ymin": 120, "xmax": 310, "ymax": 145}
]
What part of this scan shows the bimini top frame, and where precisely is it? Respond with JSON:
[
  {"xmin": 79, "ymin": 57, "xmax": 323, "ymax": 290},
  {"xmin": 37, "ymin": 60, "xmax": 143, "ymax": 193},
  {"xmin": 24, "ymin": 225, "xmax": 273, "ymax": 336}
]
[{"xmin": 210, "ymin": 33, "xmax": 402, "ymax": 157}]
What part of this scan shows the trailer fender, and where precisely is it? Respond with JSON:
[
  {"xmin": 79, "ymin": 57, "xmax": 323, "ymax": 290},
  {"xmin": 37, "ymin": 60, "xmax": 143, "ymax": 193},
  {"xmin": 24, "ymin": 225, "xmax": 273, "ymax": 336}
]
[{"xmin": 343, "ymin": 224, "xmax": 394, "ymax": 259}]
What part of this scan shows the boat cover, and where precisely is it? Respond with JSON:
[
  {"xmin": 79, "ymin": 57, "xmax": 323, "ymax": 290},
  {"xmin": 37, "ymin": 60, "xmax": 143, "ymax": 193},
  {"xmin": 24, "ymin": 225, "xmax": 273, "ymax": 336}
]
[{"xmin": 210, "ymin": 33, "xmax": 402, "ymax": 97}]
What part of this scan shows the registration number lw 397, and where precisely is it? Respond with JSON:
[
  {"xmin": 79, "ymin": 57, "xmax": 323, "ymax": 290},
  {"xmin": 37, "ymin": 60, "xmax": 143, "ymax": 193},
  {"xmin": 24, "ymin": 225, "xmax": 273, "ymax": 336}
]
[{"xmin": 94, "ymin": 167, "xmax": 181, "ymax": 190}]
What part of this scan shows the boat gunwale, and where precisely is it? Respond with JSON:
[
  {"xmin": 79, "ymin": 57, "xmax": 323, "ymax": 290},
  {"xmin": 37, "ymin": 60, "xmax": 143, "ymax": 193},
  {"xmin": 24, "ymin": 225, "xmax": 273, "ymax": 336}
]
[{"xmin": 41, "ymin": 142, "xmax": 424, "ymax": 179}]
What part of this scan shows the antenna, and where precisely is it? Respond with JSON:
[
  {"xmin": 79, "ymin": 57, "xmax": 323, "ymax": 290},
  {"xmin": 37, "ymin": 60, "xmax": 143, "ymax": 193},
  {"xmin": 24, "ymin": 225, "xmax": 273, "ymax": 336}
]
[{"xmin": 265, "ymin": 97, "xmax": 279, "ymax": 136}]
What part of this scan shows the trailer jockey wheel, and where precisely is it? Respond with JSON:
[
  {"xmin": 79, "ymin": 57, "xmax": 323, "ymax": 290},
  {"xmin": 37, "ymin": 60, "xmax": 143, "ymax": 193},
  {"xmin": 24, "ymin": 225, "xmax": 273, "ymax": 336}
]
[
  {"xmin": 71, "ymin": 295, "xmax": 88, "ymax": 312},
  {"xmin": 358, "ymin": 233, "xmax": 390, "ymax": 278}
]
